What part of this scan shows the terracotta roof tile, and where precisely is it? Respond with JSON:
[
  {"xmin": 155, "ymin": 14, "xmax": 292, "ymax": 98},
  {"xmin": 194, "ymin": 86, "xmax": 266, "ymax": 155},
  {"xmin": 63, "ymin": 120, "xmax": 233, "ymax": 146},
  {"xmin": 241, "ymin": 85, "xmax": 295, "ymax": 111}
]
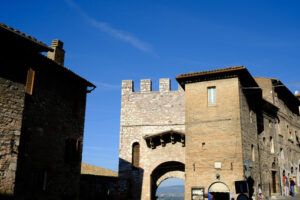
[
  {"xmin": 0, "ymin": 22, "xmax": 51, "ymax": 50},
  {"xmin": 176, "ymin": 66, "xmax": 245, "ymax": 79}
]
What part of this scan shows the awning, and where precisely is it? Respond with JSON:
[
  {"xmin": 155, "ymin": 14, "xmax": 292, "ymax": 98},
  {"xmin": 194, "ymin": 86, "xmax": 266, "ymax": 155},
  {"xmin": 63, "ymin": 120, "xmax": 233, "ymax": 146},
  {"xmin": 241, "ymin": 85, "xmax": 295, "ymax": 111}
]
[{"xmin": 209, "ymin": 182, "xmax": 230, "ymax": 193}]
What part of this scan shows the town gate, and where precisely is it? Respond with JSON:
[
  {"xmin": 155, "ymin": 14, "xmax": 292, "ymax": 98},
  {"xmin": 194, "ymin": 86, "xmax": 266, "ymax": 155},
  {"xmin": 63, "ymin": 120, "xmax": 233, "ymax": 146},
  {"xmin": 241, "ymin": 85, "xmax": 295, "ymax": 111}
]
[{"xmin": 119, "ymin": 79, "xmax": 185, "ymax": 200}]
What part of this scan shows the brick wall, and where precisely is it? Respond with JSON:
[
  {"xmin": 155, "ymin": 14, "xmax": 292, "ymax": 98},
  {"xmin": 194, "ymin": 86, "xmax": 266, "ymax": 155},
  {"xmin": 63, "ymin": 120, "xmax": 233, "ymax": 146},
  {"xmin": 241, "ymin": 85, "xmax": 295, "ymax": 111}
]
[{"xmin": 184, "ymin": 78, "xmax": 244, "ymax": 199}]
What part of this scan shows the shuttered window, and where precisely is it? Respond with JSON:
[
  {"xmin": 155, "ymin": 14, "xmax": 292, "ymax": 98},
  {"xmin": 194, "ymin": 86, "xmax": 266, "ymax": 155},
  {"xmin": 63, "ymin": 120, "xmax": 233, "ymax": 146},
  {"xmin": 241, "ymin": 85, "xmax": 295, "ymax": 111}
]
[
  {"xmin": 25, "ymin": 68, "xmax": 35, "ymax": 95},
  {"xmin": 132, "ymin": 143, "xmax": 140, "ymax": 168}
]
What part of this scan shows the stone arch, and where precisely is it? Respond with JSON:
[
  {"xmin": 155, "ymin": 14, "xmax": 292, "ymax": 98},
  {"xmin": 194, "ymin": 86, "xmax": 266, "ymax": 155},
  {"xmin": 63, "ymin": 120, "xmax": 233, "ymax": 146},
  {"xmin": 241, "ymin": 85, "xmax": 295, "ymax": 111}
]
[
  {"xmin": 156, "ymin": 171, "xmax": 185, "ymax": 187},
  {"xmin": 150, "ymin": 161, "xmax": 185, "ymax": 200},
  {"xmin": 208, "ymin": 182, "xmax": 230, "ymax": 200}
]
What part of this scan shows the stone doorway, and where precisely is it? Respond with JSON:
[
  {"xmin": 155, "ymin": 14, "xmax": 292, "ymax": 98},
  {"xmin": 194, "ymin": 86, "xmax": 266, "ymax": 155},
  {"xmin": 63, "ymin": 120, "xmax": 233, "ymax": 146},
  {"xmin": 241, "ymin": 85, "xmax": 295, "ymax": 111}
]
[
  {"xmin": 150, "ymin": 161, "xmax": 185, "ymax": 200},
  {"xmin": 271, "ymin": 170, "xmax": 279, "ymax": 194}
]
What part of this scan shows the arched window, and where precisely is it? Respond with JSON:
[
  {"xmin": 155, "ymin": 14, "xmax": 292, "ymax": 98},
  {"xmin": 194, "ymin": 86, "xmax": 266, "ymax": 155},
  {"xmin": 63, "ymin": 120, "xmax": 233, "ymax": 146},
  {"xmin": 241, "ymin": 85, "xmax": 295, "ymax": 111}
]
[{"xmin": 132, "ymin": 142, "xmax": 140, "ymax": 168}]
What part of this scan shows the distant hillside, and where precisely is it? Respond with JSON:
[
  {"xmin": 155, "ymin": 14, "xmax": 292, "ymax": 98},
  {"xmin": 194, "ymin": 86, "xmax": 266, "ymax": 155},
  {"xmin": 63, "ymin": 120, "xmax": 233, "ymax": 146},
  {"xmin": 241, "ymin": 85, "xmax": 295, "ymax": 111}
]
[
  {"xmin": 81, "ymin": 162, "xmax": 118, "ymax": 177},
  {"xmin": 156, "ymin": 185, "xmax": 184, "ymax": 200},
  {"xmin": 157, "ymin": 185, "xmax": 184, "ymax": 195}
]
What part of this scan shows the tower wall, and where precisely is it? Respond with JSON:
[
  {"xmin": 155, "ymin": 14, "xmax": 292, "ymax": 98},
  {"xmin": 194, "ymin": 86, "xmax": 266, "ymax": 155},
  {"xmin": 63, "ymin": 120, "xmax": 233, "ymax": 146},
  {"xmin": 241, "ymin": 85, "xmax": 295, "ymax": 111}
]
[{"xmin": 119, "ymin": 79, "xmax": 185, "ymax": 200}]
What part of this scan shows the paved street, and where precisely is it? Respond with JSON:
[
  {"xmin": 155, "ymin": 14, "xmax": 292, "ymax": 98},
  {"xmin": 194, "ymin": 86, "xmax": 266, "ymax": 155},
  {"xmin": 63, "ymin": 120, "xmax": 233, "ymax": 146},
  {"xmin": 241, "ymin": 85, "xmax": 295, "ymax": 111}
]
[{"xmin": 273, "ymin": 193, "xmax": 300, "ymax": 200}]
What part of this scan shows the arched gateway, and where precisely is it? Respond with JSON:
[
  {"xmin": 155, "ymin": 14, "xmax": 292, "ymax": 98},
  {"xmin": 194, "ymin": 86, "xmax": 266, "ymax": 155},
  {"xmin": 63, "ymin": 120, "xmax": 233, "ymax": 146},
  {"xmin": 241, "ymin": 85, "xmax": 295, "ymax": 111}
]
[
  {"xmin": 151, "ymin": 161, "xmax": 185, "ymax": 200},
  {"xmin": 119, "ymin": 79, "xmax": 185, "ymax": 200}
]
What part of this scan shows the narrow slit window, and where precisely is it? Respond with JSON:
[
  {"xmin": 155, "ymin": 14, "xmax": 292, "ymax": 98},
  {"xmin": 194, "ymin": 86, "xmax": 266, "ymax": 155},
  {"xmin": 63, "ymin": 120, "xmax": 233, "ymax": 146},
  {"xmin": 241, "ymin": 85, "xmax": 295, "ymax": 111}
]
[
  {"xmin": 208, "ymin": 87, "xmax": 216, "ymax": 105},
  {"xmin": 270, "ymin": 136, "xmax": 274, "ymax": 154},
  {"xmin": 132, "ymin": 142, "xmax": 140, "ymax": 168},
  {"xmin": 251, "ymin": 144, "xmax": 255, "ymax": 161},
  {"xmin": 25, "ymin": 68, "xmax": 35, "ymax": 95}
]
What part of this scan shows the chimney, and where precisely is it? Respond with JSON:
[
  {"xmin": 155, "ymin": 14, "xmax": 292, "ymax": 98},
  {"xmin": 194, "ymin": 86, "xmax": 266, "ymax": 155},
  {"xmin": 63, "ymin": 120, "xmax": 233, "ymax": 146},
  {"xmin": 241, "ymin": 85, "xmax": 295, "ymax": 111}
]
[
  {"xmin": 47, "ymin": 39, "xmax": 65, "ymax": 66},
  {"xmin": 295, "ymin": 91, "xmax": 300, "ymax": 101}
]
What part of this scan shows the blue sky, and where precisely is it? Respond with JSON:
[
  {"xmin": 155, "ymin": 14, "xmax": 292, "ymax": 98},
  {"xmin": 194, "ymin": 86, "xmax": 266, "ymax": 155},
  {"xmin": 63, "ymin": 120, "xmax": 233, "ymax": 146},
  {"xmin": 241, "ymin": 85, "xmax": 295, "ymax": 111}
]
[{"xmin": 2, "ymin": 0, "xmax": 300, "ymax": 179}]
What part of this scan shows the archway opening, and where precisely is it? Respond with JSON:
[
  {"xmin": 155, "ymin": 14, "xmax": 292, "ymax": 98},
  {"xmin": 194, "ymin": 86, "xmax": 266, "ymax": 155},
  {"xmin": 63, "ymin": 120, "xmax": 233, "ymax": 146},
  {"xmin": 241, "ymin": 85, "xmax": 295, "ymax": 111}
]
[
  {"xmin": 151, "ymin": 161, "xmax": 185, "ymax": 200},
  {"xmin": 208, "ymin": 182, "xmax": 230, "ymax": 200},
  {"xmin": 156, "ymin": 178, "xmax": 184, "ymax": 200}
]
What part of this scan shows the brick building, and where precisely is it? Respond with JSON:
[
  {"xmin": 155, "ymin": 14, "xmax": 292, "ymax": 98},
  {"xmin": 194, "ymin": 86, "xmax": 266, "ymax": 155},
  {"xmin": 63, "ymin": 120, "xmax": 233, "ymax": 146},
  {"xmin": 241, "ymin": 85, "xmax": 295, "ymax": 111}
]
[
  {"xmin": 119, "ymin": 66, "xmax": 300, "ymax": 200},
  {"xmin": 0, "ymin": 23, "xmax": 95, "ymax": 200}
]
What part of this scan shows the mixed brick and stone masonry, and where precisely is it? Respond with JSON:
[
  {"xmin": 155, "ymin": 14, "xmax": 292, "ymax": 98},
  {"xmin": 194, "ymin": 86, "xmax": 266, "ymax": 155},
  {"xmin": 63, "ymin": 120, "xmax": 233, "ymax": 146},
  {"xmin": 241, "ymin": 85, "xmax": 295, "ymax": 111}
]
[
  {"xmin": 119, "ymin": 66, "xmax": 300, "ymax": 200},
  {"xmin": 0, "ymin": 23, "xmax": 95, "ymax": 200}
]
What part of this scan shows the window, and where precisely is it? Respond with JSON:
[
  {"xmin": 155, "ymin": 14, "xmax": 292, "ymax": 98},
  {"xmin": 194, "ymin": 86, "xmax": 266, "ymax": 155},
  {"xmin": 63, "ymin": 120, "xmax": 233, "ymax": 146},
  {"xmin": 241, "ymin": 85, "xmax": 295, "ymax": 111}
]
[
  {"xmin": 250, "ymin": 111, "xmax": 254, "ymax": 123},
  {"xmin": 25, "ymin": 68, "xmax": 35, "ymax": 95},
  {"xmin": 207, "ymin": 87, "xmax": 216, "ymax": 105},
  {"xmin": 277, "ymin": 122, "xmax": 281, "ymax": 135},
  {"xmin": 270, "ymin": 137, "xmax": 274, "ymax": 154},
  {"xmin": 280, "ymin": 148, "xmax": 284, "ymax": 159},
  {"xmin": 132, "ymin": 142, "xmax": 140, "ymax": 168},
  {"xmin": 65, "ymin": 139, "xmax": 81, "ymax": 163},
  {"xmin": 30, "ymin": 169, "xmax": 47, "ymax": 191},
  {"xmin": 251, "ymin": 144, "xmax": 255, "ymax": 161}
]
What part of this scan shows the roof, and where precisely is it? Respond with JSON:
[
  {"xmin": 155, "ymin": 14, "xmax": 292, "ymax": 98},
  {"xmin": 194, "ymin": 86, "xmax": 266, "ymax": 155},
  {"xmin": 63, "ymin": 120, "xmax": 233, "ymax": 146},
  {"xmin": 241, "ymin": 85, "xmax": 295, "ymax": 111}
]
[
  {"xmin": 143, "ymin": 129, "xmax": 185, "ymax": 140},
  {"xmin": 1, "ymin": 22, "xmax": 95, "ymax": 89},
  {"xmin": 37, "ymin": 53, "xmax": 96, "ymax": 88},
  {"xmin": 81, "ymin": 163, "xmax": 118, "ymax": 177},
  {"xmin": 0, "ymin": 23, "xmax": 52, "ymax": 52},
  {"xmin": 176, "ymin": 66, "xmax": 259, "ymax": 89},
  {"xmin": 176, "ymin": 66, "xmax": 245, "ymax": 79}
]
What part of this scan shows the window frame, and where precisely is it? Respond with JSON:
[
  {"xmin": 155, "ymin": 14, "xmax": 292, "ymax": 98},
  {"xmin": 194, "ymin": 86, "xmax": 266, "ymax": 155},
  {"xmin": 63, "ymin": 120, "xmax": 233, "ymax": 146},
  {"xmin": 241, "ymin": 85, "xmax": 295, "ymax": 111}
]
[{"xmin": 207, "ymin": 86, "xmax": 216, "ymax": 106}]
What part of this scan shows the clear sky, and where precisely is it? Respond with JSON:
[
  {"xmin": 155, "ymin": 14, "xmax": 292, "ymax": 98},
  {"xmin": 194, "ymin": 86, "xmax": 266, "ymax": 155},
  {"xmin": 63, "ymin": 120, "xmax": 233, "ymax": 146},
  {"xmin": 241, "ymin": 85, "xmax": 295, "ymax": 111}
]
[{"xmin": 2, "ymin": 0, "xmax": 300, "ymax": 176}]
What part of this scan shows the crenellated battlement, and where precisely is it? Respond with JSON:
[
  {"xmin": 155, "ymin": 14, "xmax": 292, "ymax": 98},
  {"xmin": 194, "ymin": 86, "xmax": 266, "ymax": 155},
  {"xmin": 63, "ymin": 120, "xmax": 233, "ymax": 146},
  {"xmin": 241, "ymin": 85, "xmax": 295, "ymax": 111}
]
[{"xmin": 121, "ymin": 78, "xmax": 184, "ymax": 95}]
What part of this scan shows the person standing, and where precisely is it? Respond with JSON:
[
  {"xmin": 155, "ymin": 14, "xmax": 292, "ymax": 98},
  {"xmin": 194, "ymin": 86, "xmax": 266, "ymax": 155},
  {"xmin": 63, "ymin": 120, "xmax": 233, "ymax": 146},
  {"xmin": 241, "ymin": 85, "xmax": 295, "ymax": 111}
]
[
  {"xmin": 284, "ymin": 175, "xmax": 290, "ymax": 196},
  {"xmin": 290, "ymin": 177, "xmax": 295, "ymax": 197},
  {"xmin": 258, "ymin": 184, "xmax": 263, "ymax": 200}
]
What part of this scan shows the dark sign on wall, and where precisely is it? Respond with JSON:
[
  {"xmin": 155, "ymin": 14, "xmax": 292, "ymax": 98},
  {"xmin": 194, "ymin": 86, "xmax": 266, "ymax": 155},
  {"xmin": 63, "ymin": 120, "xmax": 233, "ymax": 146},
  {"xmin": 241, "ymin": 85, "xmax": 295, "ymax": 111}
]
[{"xmin": 235, "ymin": 181, "xmax": 248, "ymax": 194}]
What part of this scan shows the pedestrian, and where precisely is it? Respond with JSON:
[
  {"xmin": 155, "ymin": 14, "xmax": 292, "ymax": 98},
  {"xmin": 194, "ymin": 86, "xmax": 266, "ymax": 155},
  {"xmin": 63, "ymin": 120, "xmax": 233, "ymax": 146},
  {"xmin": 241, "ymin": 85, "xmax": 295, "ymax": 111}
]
[
  {"xmin": 258, "ymin": 184, "xmax": 263, "ymax": 200},
  {"xmin": 292, "ymin": 171, "xmax": 297, "ymax": 193},
  {"xmin": 290, "ymin": 177, "xmax": 295, "ymax": 197},
  {"xmin": 284, "ymin": 175, "xmax": 289, "ymax": 196}
]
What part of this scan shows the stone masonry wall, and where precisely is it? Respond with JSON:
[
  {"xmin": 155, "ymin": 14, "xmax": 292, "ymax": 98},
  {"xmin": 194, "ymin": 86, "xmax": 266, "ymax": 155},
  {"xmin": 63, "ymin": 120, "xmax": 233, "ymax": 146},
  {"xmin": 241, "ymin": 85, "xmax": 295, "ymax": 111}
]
[
  {"xmin": 239, "ymin": 81, "xmax": 262, "ymax": 199},
  {"xmin": 0, "ymin": 77, "xmax": 25, "ymax": 195},
  {"xmin": 13, "ymin": 61, "xmax": 88, "ymax": 200},
  {"xmin": 255, "ymin": 77, "xmax": 300, "ymax": 197},
  {"xmin": 184, "ymin": 78, "xmax": 245, "ymax": 200},
  {"xmin": 119, "ymin": 79, "xmax": 185, "ymax": 200}
]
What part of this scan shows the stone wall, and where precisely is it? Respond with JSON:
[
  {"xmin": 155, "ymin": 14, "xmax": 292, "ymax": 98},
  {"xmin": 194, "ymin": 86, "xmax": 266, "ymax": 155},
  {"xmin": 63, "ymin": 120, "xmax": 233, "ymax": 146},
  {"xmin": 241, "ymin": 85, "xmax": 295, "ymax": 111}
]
[
  {"xmin": 119, "ymin": 79, "xmax": 185, "ymax": 200},
  {"xmin": 239, "ymin": 80, "xmax": 262, "ymax": 199},
  {"xmin": 255, "ymin": 77, "xmax": 300, "ymax": 197},
  {"xmin": 184, "ymin": 78, "xmax": 245, "ymax": 199},
  {"xmin": 13, "ymin": 58, "xmax": 88, "ymax": 200},
  {"xmin": 0, "ymin": 76, "xmax": 25, "ymax": 196},
  {"xmin": 80, "ymin": 175, "xmax": 119, "ymax": 200}
]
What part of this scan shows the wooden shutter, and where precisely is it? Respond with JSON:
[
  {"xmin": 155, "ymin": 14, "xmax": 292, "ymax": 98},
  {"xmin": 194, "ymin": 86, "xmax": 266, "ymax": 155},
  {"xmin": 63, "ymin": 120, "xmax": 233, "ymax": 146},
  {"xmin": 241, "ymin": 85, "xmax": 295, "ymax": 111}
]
[{"xmin": 25, "ymin": 68, "xmax": 35, "ymax": 95}]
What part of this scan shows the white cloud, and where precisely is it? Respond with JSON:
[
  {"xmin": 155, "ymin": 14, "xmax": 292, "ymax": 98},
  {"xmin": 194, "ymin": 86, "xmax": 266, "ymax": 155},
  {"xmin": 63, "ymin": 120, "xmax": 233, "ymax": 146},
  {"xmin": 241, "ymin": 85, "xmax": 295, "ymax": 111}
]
[{"xmin": 64, "ymin": 0, "xmax": 153, "ymax": 53}]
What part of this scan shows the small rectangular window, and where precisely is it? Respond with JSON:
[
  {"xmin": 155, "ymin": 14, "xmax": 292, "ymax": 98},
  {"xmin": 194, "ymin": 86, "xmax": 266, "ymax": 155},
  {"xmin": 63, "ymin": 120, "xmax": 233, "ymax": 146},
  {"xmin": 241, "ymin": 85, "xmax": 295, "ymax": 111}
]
[
  {"xmin": 25, "ymin": 68, "xmax": 35, "ymax": 95},
  {"xmin": 208, "ymin": 87, "xmax": 216, "ymax": 105}
]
